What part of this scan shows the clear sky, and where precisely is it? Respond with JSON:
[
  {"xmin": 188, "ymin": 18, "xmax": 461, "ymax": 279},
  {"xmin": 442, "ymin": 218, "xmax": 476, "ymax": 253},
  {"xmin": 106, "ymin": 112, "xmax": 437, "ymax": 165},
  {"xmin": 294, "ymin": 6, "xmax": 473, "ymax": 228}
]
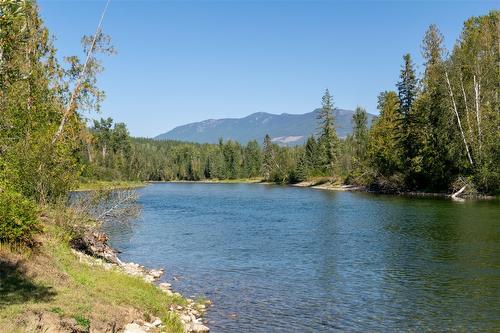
[{"xmin": 38, "ymin": 0, "xmax": 498, "ymax": 137}]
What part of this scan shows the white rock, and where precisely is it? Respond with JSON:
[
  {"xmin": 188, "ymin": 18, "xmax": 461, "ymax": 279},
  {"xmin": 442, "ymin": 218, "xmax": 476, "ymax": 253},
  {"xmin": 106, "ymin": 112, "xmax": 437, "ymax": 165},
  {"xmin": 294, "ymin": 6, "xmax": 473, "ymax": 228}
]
[
  {"xmin": 187, "ymin": 322, "xmax": 210, "ymax": 333},
  {"xmin": 150, "ymin": 269, "xmax": 164, "ymax": 278},
  {"xmin": 143, "ymin": 276, "xmax": 155, "ymax": 283},
  {"xmin": 124, "ymin": 323, "xmax": 148, "ymax": 333},
  {"xmin": 180, "ymin": 314, "xmax": 191, "ymax": 323},
  {"xmin": 151, "ymin": 318, "xmax": 162, "ymax": 327}
]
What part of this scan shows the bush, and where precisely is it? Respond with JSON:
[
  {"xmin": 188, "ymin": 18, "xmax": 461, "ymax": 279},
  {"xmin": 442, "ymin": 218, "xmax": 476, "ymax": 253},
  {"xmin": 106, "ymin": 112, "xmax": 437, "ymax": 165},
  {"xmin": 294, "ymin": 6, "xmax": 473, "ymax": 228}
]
[
  {"xmin": 369, "ymin": 172, "xmax": 406, "ymax": 193},
  {"xmin": 0, "ymin": 188, "xmax": 40, "ymax": 246},
  {"xmin": 451, "ymin": 176, "xmax": 478, "ymax": 197}
]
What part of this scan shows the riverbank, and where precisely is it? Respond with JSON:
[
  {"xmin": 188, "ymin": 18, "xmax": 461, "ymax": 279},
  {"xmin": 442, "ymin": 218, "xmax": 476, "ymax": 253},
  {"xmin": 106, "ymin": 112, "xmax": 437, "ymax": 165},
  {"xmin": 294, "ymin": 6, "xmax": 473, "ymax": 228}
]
[
  {"xmin": 150, "ymin": 178, "xmax": 264, "ymax": 184},
  {"xmin": 296, "ymin": 179, "xmax": 497, "ymax": 199},
  {"xmin": 159, "ymin": 177, "xmax": 497, "ymax": 200},
  {"xmin": 0, "ymin": 207, "xmax": 210, "ymax": 333},
  {"xmin": 73, "ymin": 180, "xmax": 147, "ymax": 191}
]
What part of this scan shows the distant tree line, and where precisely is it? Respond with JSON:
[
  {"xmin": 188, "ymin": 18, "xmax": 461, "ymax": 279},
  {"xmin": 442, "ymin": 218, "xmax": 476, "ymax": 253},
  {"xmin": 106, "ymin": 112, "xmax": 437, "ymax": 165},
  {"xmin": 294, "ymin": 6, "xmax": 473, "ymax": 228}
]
[{"xmin": 84, "ymin": 11, "xmax": 499, "ymax": 195}]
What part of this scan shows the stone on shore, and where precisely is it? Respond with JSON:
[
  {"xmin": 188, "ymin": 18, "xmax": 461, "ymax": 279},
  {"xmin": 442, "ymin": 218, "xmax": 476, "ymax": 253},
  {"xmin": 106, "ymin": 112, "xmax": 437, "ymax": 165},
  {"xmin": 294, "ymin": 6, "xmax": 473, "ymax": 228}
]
[
  {"xmin": 123, "ymin": 322, "xmax": 147, "ymax": 333},
  {"xmin": 186, "ymin": 322, "xmax": 210, "ymax": 333}
]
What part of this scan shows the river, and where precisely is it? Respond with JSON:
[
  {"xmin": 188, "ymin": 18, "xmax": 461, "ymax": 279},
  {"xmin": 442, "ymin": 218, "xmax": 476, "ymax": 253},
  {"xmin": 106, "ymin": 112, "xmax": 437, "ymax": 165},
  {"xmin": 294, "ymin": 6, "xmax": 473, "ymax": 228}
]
[{"xmin": 104, "ymin": 183, "xmax": 499, "ymax": 332}]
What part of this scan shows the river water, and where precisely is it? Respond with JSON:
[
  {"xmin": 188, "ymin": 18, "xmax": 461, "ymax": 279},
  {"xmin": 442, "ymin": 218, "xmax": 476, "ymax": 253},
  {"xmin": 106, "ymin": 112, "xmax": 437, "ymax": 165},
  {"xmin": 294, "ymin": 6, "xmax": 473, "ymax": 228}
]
[{"xmin": 104, "ymin": 183, "xmax": 499, "ymax": 332}]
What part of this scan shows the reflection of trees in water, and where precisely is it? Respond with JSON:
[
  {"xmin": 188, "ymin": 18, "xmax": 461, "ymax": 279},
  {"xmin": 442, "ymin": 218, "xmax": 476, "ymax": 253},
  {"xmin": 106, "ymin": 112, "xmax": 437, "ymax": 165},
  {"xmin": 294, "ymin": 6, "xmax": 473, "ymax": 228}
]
[{"xmin": 376, "ymin": 197, "xmax": 500, "ymax": 330}]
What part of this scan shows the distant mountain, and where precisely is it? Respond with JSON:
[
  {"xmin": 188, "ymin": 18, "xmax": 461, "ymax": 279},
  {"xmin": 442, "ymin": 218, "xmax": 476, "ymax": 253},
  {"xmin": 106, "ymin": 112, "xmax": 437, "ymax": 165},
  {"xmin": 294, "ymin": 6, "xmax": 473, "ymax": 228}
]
[{"xmin": 155, "ymin": 109, "xmax": 376, "ymax": 146}]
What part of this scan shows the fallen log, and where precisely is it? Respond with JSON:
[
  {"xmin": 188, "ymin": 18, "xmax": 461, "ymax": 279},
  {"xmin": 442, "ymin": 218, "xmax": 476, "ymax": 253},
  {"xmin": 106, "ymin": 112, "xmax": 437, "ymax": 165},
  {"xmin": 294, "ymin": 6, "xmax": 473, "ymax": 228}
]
[{"xmin": 451, "ymin": 185, "xmax": 467, "ymax": 200}]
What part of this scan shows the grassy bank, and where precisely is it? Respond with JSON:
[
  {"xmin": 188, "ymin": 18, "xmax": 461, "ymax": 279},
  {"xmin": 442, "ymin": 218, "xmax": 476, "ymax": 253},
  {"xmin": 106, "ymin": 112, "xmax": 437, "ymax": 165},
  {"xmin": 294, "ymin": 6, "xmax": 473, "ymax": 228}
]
[
  {"xmin": 161, "ymin": 177, "xmax": 264, "ymax": 184},
  {"xmin": 0, "ymin": 210, "xmax": 186, "ymax": 333},
  {"xmin": 74, "ymin": 180, "xmax": 147, "ymax": 191}
]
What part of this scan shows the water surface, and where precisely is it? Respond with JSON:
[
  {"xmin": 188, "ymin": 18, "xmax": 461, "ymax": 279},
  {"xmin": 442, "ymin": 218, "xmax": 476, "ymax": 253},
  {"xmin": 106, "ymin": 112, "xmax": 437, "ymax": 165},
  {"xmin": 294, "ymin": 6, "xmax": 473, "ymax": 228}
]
[{"xmin": 105, "ymin": 183, "xmax": 500, "ymax": 332}]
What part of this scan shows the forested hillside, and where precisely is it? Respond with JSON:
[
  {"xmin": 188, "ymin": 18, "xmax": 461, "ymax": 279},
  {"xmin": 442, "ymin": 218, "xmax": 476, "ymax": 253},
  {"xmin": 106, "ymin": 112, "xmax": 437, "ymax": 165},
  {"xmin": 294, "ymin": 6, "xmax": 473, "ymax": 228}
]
[{"xmin": 84, "ymin": 11, "xmax": 499, "ymax": 196}]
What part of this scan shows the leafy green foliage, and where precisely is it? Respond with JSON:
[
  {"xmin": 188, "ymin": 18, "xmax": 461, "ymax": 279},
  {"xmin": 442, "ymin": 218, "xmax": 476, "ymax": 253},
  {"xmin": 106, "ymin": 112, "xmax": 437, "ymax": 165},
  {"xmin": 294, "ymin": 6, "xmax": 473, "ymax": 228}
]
[
  {"xmin": 73, "ymin": 314, "xmax": 90, "ymax": 330},
  {"xmin": 0, "ymin": 188, "xmax": 39, "ymax": 245}
]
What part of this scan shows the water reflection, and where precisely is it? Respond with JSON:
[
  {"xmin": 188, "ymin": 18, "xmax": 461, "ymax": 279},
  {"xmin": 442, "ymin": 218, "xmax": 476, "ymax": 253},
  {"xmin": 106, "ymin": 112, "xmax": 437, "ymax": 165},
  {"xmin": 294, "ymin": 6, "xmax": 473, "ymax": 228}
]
[{"xmin": 104, "ymin": 183, "xmax": 500, "ymax": 332}]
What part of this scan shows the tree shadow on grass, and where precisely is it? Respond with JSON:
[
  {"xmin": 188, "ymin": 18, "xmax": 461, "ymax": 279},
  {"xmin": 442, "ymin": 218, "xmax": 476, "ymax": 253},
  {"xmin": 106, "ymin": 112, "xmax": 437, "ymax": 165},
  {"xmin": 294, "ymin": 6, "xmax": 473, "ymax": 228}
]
[{"xmin": 0, "ymin": 258, "xmax": 56, "ymax": 308}]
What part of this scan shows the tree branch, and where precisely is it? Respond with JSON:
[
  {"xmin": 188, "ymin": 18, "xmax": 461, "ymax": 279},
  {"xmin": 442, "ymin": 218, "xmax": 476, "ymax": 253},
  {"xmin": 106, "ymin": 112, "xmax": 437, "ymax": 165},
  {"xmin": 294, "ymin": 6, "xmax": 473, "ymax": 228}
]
[{"xmin": 51, "ymin": 0, "xmax": 110, "ymax": 144}]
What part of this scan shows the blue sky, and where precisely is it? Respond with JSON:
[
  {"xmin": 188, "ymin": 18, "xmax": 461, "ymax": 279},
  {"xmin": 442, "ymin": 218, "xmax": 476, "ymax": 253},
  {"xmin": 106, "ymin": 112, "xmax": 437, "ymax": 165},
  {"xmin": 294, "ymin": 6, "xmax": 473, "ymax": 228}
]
[{"xmin": 38, "ymin": 0, "xmax": 498, "ymax": 137}]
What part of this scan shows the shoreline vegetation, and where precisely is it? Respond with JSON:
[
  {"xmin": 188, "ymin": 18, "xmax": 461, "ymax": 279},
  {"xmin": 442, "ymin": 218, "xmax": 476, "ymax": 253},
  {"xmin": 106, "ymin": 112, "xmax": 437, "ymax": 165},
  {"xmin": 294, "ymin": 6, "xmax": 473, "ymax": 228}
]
[
  {"xmin": 79, "ymin": 12, "xmax": 499, "ymax": 200},
  {"xmin": 78, "ymin": 177, "xmax": 496, "ymax": 200},
  {"xmin": 74, "ymin": 180, "xmax": 147, "ymax": 192},
  {"xmin": 157, "ymin": 178, "xmax": 498, "ymax": 200}
]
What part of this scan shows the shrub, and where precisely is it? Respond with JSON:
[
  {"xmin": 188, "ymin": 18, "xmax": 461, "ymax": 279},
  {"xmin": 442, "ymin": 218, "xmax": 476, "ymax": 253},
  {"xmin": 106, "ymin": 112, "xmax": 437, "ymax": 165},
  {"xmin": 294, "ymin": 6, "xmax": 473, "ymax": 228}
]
[
  {"xmin": 369, "ymin": 172, "xmax": 406, "ymax": 193},
  {"xmin": 451, "ymin": 176, "xmax": 478, "ymax": 197},
  {"xmin": 0, "ymin": 188, "xmax": 40, "ymax": 246}
]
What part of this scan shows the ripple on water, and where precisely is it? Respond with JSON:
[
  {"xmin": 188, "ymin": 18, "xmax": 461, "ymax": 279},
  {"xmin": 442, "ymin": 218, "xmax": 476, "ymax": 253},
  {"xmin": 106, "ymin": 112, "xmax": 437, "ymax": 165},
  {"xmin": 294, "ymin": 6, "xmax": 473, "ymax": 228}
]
[{"xmin": 104, "ymin": 183, "xmax": 500, "ymax": 333}]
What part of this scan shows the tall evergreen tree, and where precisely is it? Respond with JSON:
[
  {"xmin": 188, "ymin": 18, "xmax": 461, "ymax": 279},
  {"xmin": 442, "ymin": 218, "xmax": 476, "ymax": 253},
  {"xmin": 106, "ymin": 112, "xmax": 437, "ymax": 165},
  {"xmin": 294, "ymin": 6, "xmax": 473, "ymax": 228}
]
[
  {"xmin": 244, "ymin": 140, "xmax": 262, "ymax": 178},
  {"xmin": 316, "ymin": 89, "xmax": 339, "ymax": 174},
  {"xmin": 345, "ymin": 106, "xmax": 370, "ymax": 183},
  {"xmin": 352, "ymin": 106, "xmax": 369, "ymax": 161},
  {"xmin": 304, "ymin": 136, "xmax": 318, "ymax": 175},
  {"xmin": 262, "ymin": 134, "xmax": 275, "ymax": 181},
  {"xmin": 396, "ymin": 53, "xmax": 420, "ymax": 185},
  {"xmin": 412, "ymin": 24, "xmax": 454, "ymax": 190},
  {"xmin": 397, "ymin": 54, "xmax": 418, "ymax": 118},
  {"xmin": 368, "ymin": 91, "xmax": 404, "ymax": 178}
]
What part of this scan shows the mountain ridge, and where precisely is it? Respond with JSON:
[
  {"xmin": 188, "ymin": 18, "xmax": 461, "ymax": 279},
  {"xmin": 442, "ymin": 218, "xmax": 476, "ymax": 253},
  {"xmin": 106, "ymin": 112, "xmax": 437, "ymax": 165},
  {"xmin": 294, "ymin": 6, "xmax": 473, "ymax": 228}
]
[{"xmin": 155, "ymin": 108, "xmax": 376, "ymax": 145}]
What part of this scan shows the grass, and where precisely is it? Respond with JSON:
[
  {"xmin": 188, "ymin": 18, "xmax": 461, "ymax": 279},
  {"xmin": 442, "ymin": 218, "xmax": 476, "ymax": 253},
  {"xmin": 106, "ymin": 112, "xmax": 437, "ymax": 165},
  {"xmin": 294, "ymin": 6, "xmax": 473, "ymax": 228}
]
[
  {"xmin": 73, "ymin": 179, "xmax": 146, "ymax": 191},
  {"xmin": 0, "ymin": 220, "xmax": 185, "ymax": 332},
  {"xmin": 204, "ymin": 177, "xmax": 263, "ymax": 183},
  {"xmin": 163, "ymin": 177, "xmax": 264, "ymax": 184}
]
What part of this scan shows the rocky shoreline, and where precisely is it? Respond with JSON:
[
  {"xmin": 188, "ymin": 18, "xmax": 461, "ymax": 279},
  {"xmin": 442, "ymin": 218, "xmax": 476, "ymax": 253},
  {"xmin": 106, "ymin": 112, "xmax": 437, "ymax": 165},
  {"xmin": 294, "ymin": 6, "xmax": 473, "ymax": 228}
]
[{"xmin": 71, "ymin": 231, "xmax": 210, "ymax": 333}]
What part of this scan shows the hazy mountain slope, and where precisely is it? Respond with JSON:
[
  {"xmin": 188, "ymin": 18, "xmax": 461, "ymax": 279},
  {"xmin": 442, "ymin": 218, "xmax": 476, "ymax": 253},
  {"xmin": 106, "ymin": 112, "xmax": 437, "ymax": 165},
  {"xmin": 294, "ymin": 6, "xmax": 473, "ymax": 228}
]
[{"xmin": 155, "ymin": 109, "xmax": 376, "ymax": 145}]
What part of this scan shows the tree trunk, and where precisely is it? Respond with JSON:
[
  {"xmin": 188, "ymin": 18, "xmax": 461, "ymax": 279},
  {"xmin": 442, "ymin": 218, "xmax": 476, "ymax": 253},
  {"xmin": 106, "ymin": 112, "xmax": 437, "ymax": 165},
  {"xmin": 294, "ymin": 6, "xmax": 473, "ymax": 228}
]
[
  {"xmin": 445, "ymin": 71, "xmax": 474, "ymax": 166},
  {"xmin": 451, "ymin": 185, "xmax": 467, "ymax": 199},
  {"xmin": 51, "ymin": 0, "xmax": 110, "ymax": 144},
  {"xmin": 473, "ymin": 75, "xmax": 482, "ymax": 155},
  {"xmin": 460, "ymin": 74, "xmax": 474, "ymax": 145}
]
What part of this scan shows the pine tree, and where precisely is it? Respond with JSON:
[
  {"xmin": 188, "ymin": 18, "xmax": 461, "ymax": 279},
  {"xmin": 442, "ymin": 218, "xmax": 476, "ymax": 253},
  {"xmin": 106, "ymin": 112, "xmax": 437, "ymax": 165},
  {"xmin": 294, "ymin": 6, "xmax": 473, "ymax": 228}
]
[
  {"xmin": 244, "ymin": 140, "xmax": 262, "ymax": 178},
  {"xmin": 396, "ymin": 53, "xmax": 420, "ymax": 186},
  {"xmin": 262, "ymin": 134, "xmax": 275, "ymax": 181},
  {"xmin": 291, "ymin": 153, "xmax": 308, "ymax": 183},
  {"xmin": 352, "ymin": 106, "xmax": 369, "ymax": 162},
  {"xmin": 304, "ymin": 136, "xmax": 318, "ymax": 174},
  {"xmin": 316, "ymin": 89, "xmax": 339, "ymax": 174},
  {"xmin": 413, "ymin": 24, "xmax": 453, "ymax": 190},
  {"xmin": 368, "ymin": 91, "xmax": 404, "ymax": 177},
  {"xmin": 397, "ymin": 54, "xmax": 418, "ymax": 118}
]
